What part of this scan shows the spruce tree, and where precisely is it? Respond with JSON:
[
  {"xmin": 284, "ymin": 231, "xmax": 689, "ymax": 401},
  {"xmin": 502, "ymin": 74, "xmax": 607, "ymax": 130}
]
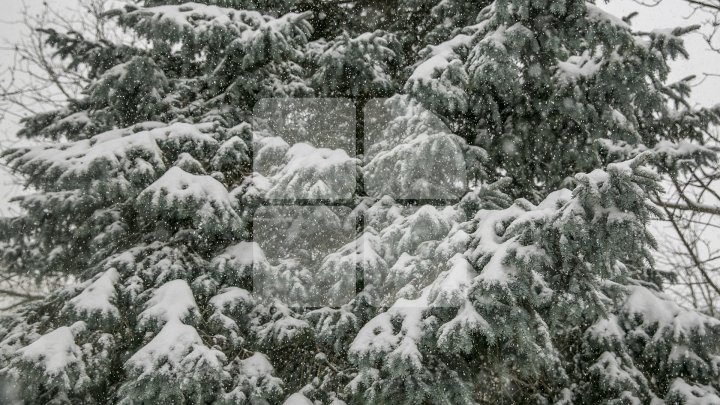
[{"xmin": 1, "ymin": 0, "xmax": 719, "ymax": 404}]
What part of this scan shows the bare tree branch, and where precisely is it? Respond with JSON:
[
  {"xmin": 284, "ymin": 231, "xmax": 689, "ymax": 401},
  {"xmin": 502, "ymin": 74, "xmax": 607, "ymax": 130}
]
[{"xmin": 0, "ymin": 288, "xmax": 44, "ymax": 300}]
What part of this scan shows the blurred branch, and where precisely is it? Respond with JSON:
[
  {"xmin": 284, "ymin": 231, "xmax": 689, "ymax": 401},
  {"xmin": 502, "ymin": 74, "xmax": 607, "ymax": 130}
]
[
  {"xmin": 0, "ymin": 288, "xmax": 43, "ymax": 300},
  {"xmin": 686, "ymin": 0, "xmax": 720, "ymax": 12}
]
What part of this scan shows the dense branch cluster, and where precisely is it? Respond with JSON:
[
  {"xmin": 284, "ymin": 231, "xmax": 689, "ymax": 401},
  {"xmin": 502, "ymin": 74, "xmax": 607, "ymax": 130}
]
[{"xmin": 0, "ymin": 0, "xmax": 719, "ymax": 403}]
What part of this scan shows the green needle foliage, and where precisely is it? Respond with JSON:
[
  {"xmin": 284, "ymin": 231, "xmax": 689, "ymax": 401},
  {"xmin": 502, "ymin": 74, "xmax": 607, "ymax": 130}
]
[{"xmin": 1, "ymin": 0, "xmax": 719, "ymax": 404}]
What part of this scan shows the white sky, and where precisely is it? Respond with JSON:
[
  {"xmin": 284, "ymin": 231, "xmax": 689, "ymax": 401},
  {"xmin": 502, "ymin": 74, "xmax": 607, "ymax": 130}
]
[
  {"xmin": 0, "ymin": 0, "xmax": 57, "ymax": 215},
  {"xmin": 603, "ymin": 0, "xmax": 720, "ymax": 107},
  {"xmin": 0, "ymin": 0, "xmax": 719, "ymax": 214}
]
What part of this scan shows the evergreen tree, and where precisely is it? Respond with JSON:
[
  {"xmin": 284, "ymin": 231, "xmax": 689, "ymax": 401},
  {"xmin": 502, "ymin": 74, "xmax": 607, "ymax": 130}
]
[{"xmin": 1, "ymin": 0, "xmax": 719, "ymax": 404}]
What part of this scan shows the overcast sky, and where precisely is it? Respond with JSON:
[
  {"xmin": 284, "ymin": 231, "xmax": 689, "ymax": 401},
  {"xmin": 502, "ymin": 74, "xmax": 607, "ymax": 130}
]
[{"xmin": 0, "ymin": 0, "xmax": 719, "ymax": 214}]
